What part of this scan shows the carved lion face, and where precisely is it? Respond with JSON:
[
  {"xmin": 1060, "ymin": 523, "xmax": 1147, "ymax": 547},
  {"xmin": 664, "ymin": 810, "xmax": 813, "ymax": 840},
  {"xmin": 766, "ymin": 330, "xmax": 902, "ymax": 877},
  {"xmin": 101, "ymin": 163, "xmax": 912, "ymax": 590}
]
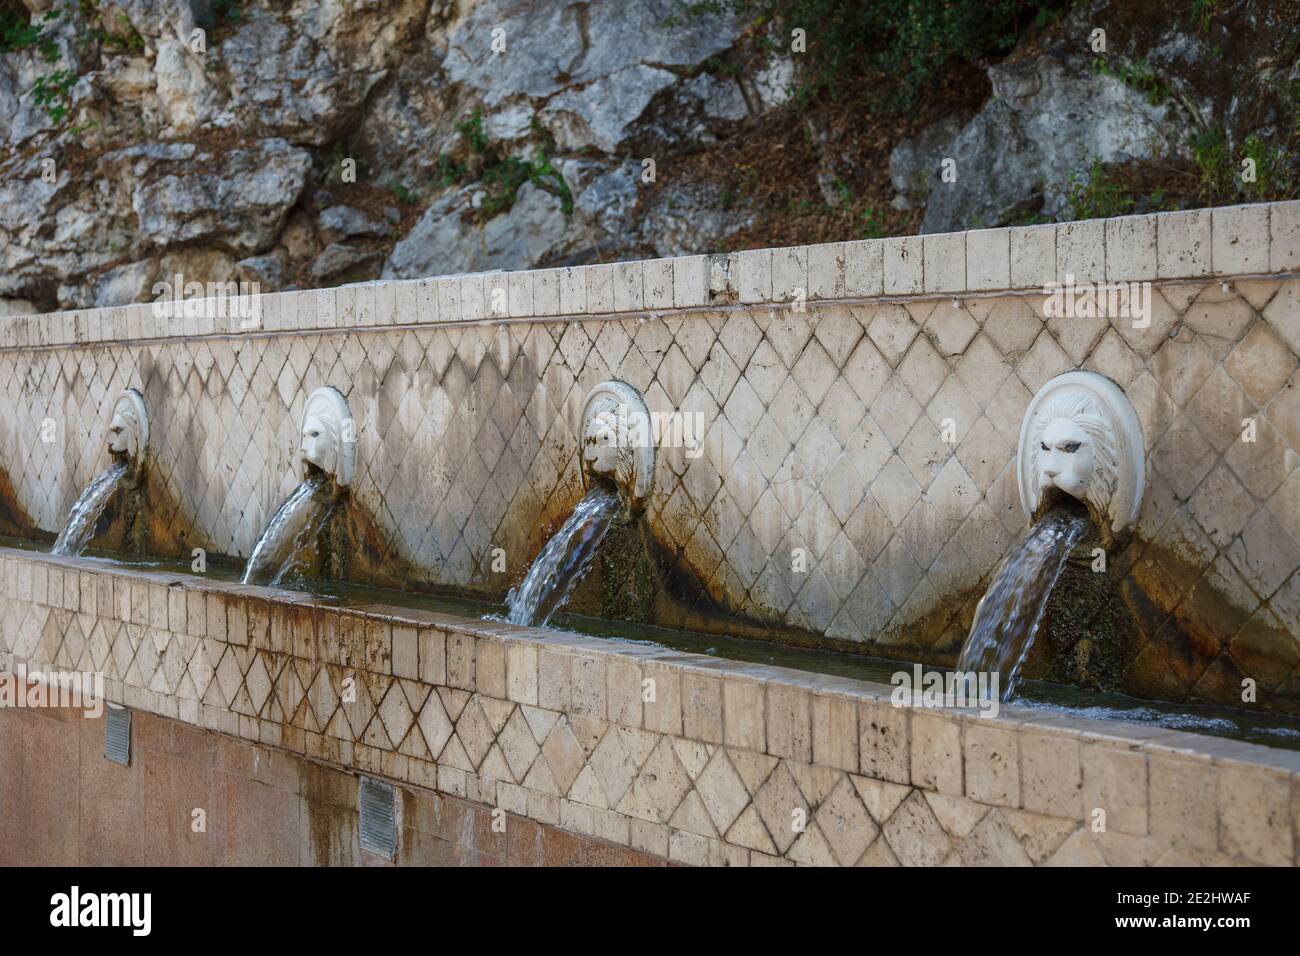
[
  {"xmin": 301, "ymin": 397, "xmax": 341, "ymax": 481},
  {"xmin": 106, "ymin": 393, "xmax": 144, "ymax": 465},
  {"xmin": 1036, "ymin": 417, "xmax": 1095, "ymax": 500},
  {"xmin": 583, "ymin": 412, "xmax": 622, "ymax": 479},
  {"xmin": 581, "ymin": 397, "xmax": 639, "ymax": 498},
  {"xmin": 1028, "ymin": 391, "xmax": 1118, "ymax": 523}
]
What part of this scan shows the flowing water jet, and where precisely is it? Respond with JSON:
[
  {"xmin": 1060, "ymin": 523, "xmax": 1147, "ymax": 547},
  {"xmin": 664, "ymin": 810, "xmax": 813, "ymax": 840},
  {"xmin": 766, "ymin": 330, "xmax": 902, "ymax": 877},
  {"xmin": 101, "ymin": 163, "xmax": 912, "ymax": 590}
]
[
  {"xmin": 957, "ymin": 506, "xmax": 1088, "ymax": 700},
  {"xmin": 505, "ymin": 483, "xmax": 621, "ymax": 626},
  {"xmin": 52, "ymin": 389, "xmax": 149, "ymax": 556},
  {"xmin": 504, "ymin": 381, "xmax": 655, "ymax": 626},
  {"xmin": 243, "ymin": 386, "xmax": 355, "ymax": 585},
  {"xmin": 957, "ymin": 371, "xmax": 1145, "ymax": 701}
]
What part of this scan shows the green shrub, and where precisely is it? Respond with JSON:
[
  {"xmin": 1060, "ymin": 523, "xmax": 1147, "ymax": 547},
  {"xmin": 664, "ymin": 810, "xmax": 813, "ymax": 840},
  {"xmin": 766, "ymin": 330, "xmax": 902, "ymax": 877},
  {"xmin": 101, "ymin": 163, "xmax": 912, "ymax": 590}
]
[
  {"xmin": 1065, "ymin": 157, "xmax": 1136, "ymax": 220},
  {"xmin": 672, "ymin": 0, "xmax": 1066, "ymax": 109},
  {"xmin": 434, "ymin": 110, "xmax": 573, "ymax": 222}
]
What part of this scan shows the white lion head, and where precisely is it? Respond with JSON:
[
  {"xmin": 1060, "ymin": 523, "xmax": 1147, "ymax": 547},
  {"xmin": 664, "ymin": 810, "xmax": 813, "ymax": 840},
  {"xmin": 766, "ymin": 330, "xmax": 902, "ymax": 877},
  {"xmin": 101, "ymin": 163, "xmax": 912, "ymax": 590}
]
[
  {"xmin": 300, "ymin": 387, "xmax": 354, "ymax": 489},
  {"xmin": 1029, "ymin": 390, "xmax": 1118, "ymax": 521},
  {"xmin": 107, "ymin": 389, "xmax": 149, "ymax": 471},
  {"xmin": 579, "ymin": 381, "xmax": 655, "ymax": 512},
  {"xmin": 582, "ymin": 395, "xmax": 641, "ymax": 499},
  {"xmin": 1018, "ymin": 371, "xmax": 1145, "ymax": 541}
]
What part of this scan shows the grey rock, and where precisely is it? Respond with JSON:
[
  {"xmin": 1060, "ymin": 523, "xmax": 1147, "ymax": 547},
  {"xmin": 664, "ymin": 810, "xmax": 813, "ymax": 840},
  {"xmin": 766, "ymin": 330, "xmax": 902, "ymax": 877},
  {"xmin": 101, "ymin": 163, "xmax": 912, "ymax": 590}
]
[
  {"xmin": 0, "ymin": 297, "xmax": 36, "ymax": 318},
  {"xmin": 320, "ymin": 205, "xmax": 390, "ymax": 239},
  {"xmin": 0, "ymin": 136, "xmax": 308, "ymax": 304},
  {"xmin": 107, "ymin": 138, "xmax": 313, "ymax": 253},
  {"xmin": 630, "ymin": 71, "xmax": 750, "ymax": 149},
  {"xmin": 444, "ymin": 0, "xmax": 740, "ymax": 153},
  {"xmin": 92, "ymin": 259, "xmax": 159, "ymax": 308},
  {"xmin": 918, "ymin": 44, "xmax": 1185, "ymax": 233},
  {"xmin": 235, "ymin": 250, "xmax": 288, "ymax": 289},
  {"xmin": 574, "ymin": 160, "xmax": 643, "ymax": 239},
  {"xmin": 384, "ymin": 182, "xmax": 574, "ymax": 279},
  {"xmin": 889, "ymin": 114, "xmax": 969, "ymax": 204},
  {"xmin": 311, "ymin": 243, "xmax": 382, "ymax": 281},
  {"xmin": 219, "ymin": 13, "xmax": 385, "ymax": 146},
  {"xmin": 640, "ymin": 179, "xmax": 753, "ymax": 258}
]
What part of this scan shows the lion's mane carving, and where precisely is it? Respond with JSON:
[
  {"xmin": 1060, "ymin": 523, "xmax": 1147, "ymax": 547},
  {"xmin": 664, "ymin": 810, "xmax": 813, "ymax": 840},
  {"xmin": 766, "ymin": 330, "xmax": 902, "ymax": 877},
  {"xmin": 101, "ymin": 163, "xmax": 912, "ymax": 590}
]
[{"xmin": 1028, "ymin": 389, "xmax": 1120, "ymax": 523}]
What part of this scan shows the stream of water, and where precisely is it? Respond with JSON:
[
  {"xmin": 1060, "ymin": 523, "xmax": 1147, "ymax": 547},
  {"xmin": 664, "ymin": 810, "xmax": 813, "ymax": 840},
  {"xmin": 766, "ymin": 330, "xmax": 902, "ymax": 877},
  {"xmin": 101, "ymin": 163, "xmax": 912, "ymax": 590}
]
[
  {"xmin": 504, "ymin": 483, "xmax": 621, "ymax": 626},
  {"xmin": 51, "ymin": 461, "xmax": 129, "ymax": 557},
  {"xmin": 241, "ymin": 474, "xmax": 330, "ymax": 585},
  {"xmin": 956, "ymin": 508, "xmax": 1089, "ymax": 702}
]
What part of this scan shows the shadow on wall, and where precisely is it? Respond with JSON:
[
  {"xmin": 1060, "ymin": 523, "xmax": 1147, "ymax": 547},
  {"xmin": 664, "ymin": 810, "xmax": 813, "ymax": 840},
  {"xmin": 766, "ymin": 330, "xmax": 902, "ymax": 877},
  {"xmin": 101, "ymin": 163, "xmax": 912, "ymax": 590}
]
[{"xmin": 0, "ymin": 468, "xmax": 43, "ymax": 541}]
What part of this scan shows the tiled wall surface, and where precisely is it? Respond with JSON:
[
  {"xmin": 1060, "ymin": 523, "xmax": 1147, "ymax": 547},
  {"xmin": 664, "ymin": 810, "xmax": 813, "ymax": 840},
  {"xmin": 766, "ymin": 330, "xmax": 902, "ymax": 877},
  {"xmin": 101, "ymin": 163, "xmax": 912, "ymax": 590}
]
[
  {"xmin": 2, "ymin": 549, "xmax": 1297, "ymax": 866},
  {"xmin": 0, "ymin": 204, "xmax": 1297, "ymax": 700}
]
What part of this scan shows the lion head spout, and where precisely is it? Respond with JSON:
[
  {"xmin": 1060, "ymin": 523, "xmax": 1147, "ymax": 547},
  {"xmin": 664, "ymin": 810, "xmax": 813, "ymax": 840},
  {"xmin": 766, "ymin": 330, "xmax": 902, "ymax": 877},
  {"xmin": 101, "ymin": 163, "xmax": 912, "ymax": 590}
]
[
  {"xmin": 1018, "ymin": 371, "xmax": 1145, "ymax": 546},
  {"xmin": 579, "ymin": 381, "xmax": 655, "ymax": 513}
]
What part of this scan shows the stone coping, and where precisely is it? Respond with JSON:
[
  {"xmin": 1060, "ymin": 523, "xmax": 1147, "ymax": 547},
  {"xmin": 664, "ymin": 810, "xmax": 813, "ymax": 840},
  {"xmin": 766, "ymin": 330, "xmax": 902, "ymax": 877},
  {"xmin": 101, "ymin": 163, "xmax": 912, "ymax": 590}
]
[
  {"xmin": 1, "ymin": 201, "xmax": 1297, "ymax": 350},
  {"xmin": 5, "ymin": 545, "xmax": 1297, "ymax": 781}
]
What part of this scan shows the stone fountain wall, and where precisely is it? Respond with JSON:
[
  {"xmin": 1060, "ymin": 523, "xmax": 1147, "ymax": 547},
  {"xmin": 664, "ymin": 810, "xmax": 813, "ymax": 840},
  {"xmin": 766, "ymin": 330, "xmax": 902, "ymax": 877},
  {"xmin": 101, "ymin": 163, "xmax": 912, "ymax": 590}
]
[{"xmin": 1, "ymin": 202, "xmax": 1298, "ymax": 710}]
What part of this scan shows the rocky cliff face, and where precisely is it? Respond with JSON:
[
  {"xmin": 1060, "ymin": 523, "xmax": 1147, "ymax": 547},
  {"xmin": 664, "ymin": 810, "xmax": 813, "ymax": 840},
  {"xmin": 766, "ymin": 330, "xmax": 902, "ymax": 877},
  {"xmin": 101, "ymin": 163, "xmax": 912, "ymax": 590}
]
[{"xmin": 0, "ymin": 0, "xmax": 1294, "ymax": 313}]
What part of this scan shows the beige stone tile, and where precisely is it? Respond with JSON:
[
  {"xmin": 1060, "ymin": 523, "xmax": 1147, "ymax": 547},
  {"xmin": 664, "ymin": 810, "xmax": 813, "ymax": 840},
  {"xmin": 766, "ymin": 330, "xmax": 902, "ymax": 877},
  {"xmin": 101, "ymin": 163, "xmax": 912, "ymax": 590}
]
[
  {"xmin": 559, "ymin": 265, "xmax": 586, "ymax": 313},
  {"xmin": 808, "ymin": 242, "xmax": 845, "ymax": 299},
  {"xmin": 1217, "ymin": 767, "xmax": 1292, "ymax": 865},
  {"xmin": 966, "ymin": 228, "xmax": 1010, "ymax": 291},
  {"xmin": 391, "ymin": 624, "xmax": 418, "ymax": 681},
  {"xmin": 1157, "ymin": 209, "xmax": 1212, "ymax": 278},
  {"xmin": 844, "ymin": 239, "xmax": 884, "ymax": 296},
  {"xmin": 1226, "ymin": 320, "xmax": 1297, "ymax": 407},
  {"xmin": 883, "ymin": 236, "xmax": 923, "ymax": 295},
  {"xmin": 642, "ymin": 258, "xmax": 673, "ymax": 309},
  {"xmin": 642, "ymin": 664, "xmax": 682, "ymax": 736},
  {"xmin": 537, "ymin": 648, "xmax": 571, "ymax": 712},
  {"xmin": 1271, "ymin": 200, "xmax": 1300, "ymax": 271},
  {"xmin": 506, "ymin": 643, "xmax": 538, "ymax": 706},
  {"xmin": 1044, "ymin": 828, "xmax": 1106, "ymax": 866},
  {"xmin": 1020, "ymin": 733, "xmax": 1082, "ymax": 819},
  {"xmin": 446, "ymin": 632, "xmax": 475, "ymax": 691},
  {"xmin": 672, "ymin": 255, "xmax": 708, "ymax": 308},
  {"xmin": 766, "ymin": 684, "xmax": 812, "ymax": 763},
  {"xmin": 910, "ymin": 712, "xmax": 962, "ymax": 795},
  {"xmin": 474, "ymin": 638, "xmax": 506, "ymax": 699},
  {"xmin": 722, "ymin": 677, "xmax": 765, "ymax": 752},
  {"xmin": 570, "ymin": 653, "xmax": 606, "ymax": 720},
  {"xmin": 1213, "ymin": 203, "xmax": 1270, "ymax": 274},
  {"xmin": 964, "ymin": 724, "xmax": 1020, "ymax": 807},
  {"xmin": 1105, "ymin": 214, "xmax": 1157, "ymax": 282},
  {"xmin": 858, "ymin": 701, "xmax": 910, "ymax": 785},
  {"xmin": 923, "ymin": 232, "xmax": 966, "ymax": 293},
  {"xmin": 1081, "ymin": 743, "xmax": 1148, "ymax": 836},
  {"xmin": 735, "ymin": 248, "xmax": 772, "ymax": 303},
  {"xmin": 680, "ymin": 671, "xmax": 723, "ymax": 743},
  {"xmin": 605, "ymin": 659, "xmax": 642, "ymax": 728},
  {"xmin": 613, "ymin": 260, "xmax": 644, "ymax": 312},
  {"xmin": 418, "ymin": 628, "xmax": 446, "ymax": 686},
  {"xmin": 882, "ymin": 790, "xmax": 951, "ymax": 866},
  {"xmin": 812, "ymin": 692, "xmax": 858, "ymax": 773},
  {"xmin": 695, "ymin": 750, "xmax": 750, "ymax": 834},
  {"xmin": 772, "ymin": 246, "xmax": 807, "ymax": 303},
  {"xmin": 1149, "ymin": 755, "xmax": 1218, "ymax": 852},
  {"xmin": 1009, "ymin": 223, "xmax": 1055, "ymax": 288},
  {"xmin": 1057, "ymin": 218, "xmax": 1105, "ymax": 284}
]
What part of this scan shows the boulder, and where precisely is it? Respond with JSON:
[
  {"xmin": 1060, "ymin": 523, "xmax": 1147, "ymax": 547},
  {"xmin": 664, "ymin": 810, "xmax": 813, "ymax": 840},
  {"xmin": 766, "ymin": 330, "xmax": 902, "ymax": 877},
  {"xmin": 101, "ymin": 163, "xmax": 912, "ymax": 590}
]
[
  {"xmin": 443, "ymin": 0, "xmax": 740, "ymax": 153},
  {"xmin": 917, "ymin": 45, "xmax": 1186, "ymax": 233},
  {"xmin": 384, "ymin": 181, "xmax": 574, "ymax": 279}
]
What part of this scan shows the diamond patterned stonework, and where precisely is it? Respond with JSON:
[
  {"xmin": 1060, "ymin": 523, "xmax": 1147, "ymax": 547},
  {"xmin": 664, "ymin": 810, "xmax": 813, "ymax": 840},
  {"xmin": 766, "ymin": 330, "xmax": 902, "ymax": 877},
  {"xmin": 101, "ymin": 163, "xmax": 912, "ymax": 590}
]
[{"xmin": 1, "ymin": 263, "xmax": 1299, "ymax": 712}]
